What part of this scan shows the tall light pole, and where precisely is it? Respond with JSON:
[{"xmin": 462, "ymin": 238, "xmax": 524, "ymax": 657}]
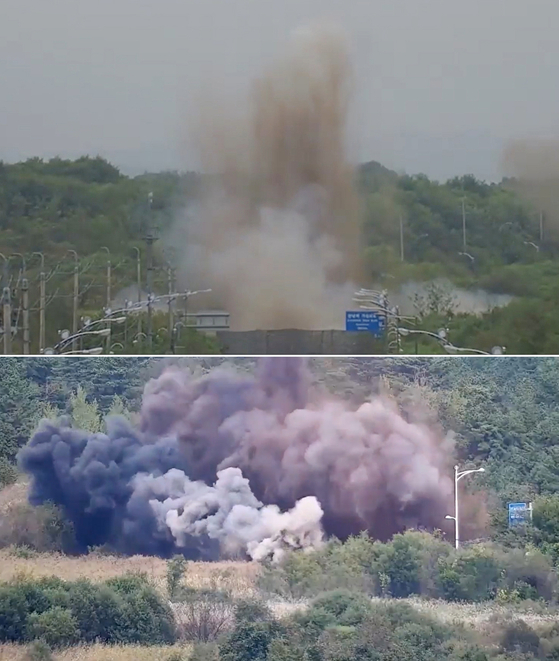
[
  {"xmin": 132, "ymin": 246, "xmax": 142, "ymax": 341},
  {"xmin": 67, "ymin": 250, "xmax": 79, "ymax": 350},
  {"xmin": 33, "ymin": 253, "xmax": 46, "ymax": 353},
  {"xmin": 446, "ymin": 464, "xmax": 485, "ymax": 549},
  {"xmin": 101, "ymin": 247, "xmax": 111, "ymax": 308},
  {"xmin": 399, "ymin": 216, "xmax": 405, "ymax": 261}
]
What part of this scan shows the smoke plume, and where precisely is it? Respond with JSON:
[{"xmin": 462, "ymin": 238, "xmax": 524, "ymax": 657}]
[
  {"xmin": 171, "ymin": 24, "xmax": 362, "ymax": 330},
  {"xmin": 18, "ymin": 358, "xmax": 456, "ymax": 560},
  {"xmin": 502, "ymin": 138, "xmax": 559, "ymax": 239}
]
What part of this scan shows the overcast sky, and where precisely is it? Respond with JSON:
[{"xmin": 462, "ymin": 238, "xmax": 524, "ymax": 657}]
[{"xmin": 1, "ymin": 0, "xmax": 558, "ymax": 181}]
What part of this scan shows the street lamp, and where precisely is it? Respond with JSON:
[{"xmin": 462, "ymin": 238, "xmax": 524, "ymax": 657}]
[
  {"xmin": 53, "ymin": 327, "xmax": 111, "ymax": 353},
  {"xmin": 445, "ymin": 465, "xmax": 485, "ymax": 549},
  {"xmin": 458, "ymin": 251, "xmax": 475, "ymax": 263}
]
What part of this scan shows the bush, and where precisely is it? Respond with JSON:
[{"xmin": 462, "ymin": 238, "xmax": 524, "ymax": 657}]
[
  {"xmin": 189, "ymin": 643, "xmax": 220, "ymax": 661},
  {"xmin": 220, "ymin": 619, "xmax": 280, "ymax": 661},
  {"xmin": 26, "ymin": 607, "xmax": 79, "ymax": 648},
  {"xmin": 174, "ymin": 589, "xmax": 234, "ymax": 642},
  {"xmin": 373, "ymin": 533, "xmax": 423, "ymax": 598},
  {"xmin": 118, "ymin": 582, "xmax": 177, "ymax": 644},
  {"xmin": 167, "ymin": 555, "xmax": 187, "ymax": 599},
  {"xmin": 500, "ymin": 548, "xmax": 557, "ymax": 602},
  {"xmin": 234, "ymin": 599, "xmax": 273, "ymax": 624},
  {"xmin": 66, "ymin": 579, "xmax": 127, "ymax": 643},
  {"xmin": 0, "ymin": 502, "xmax": 74, "ymax": 552},
  {"xmin": 25, "ymin": 640, "xmax": 54, "ymax": 661},
  {"xmin": 0, "ymin": 573, "xmax": 177, "ymax": 646},
  {"xmin": 0, "ymin": 457, "xmax": 18, "ymax": 487},
  {"xmin": 438, "ymin": 546, "xmax": 502, "ymax": 601},
  {"xmin": 500, "ymin": 620, "xmax": 541, "ymax": 656},
  {"xmin": 309, "ymin": 590, "xmax": 373, "ymax": 627}
]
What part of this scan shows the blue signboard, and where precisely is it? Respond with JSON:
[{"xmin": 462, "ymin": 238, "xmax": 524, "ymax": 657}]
[
  {"xmin": 508, "ymin": 502, "xmax": 531, "ymax": 527},
  {"xmin": 345, "ymin": 311, "xmax": 386, "ymax": 337}
]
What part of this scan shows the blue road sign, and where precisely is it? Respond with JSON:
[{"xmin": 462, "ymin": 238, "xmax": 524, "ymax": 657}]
[
  {"xmin": 345, "ymin": 311, "xmax": 386, "ymax": 337},
  {"xmin": 508, "ymin": 502, "xmax": 531, "ymax": 527}
]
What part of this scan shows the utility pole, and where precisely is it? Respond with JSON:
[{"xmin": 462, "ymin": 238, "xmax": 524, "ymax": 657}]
[
  {"xmin": 540, "ymin": 210, "xmax": 544, "ymax": 243},
  {"xmin": 101, "ymin": 247, "xmax": 111, "ymax": 309},
  {"xmin": 67, "ymin": 250, "xmax": 79, "ymax": 351},
  {"xmin": 144, "ymin": 192, "xmax": 157, "ymax": 352},
  {"xmin": 22, "ymin": 278, "xmax": 29, "ymax": 355},
  {"xmin": 34, "ymin": 253, "xmax": 46, "ymax": 353},
  {"xmin": 2, "ymin": 287, "xmax": 11, "ymax": 355},
  {"xmin": 132, "ymin": 247, "xmax": 142, "ymax": 345},
  {"xmin": 461, "ymin": 198, "xmax": 467, "ymax": 251},
  {"xmin": 399, "ymin": 216, "xmax": 405, "ymax": 261},
  {"xmin": 167, "ymin": 265, "xmax": 175, "ymax": 344}
]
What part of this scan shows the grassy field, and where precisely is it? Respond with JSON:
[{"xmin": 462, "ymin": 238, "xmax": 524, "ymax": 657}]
[
  {"xmin": 0, "ymin": 643, "xmax": 192, "ymax": 661},
  {"xmin": 0, "ymin": 548, "xmax": 259, "ymax": 598}
]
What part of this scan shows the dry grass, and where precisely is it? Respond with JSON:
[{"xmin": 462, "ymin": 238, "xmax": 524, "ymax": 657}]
[
  {"xmin": 0, "ymin": 478, "xmax": 28, "ymax": 513},
  {"xmin": 371, "ymin": 596, "xmax": 559, "ymax": 629},
  {"xmin": 0, "ymin": 643, "xmax": 191, "ymax": 660},
  {"xmin": 0, "ymin": 549, "xmax": 259, "ymax": 597}
]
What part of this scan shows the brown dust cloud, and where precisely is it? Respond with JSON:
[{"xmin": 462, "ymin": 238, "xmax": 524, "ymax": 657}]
[
  {"xmin": 170, "ymin": 25, "xmax": 363, "ymax": 330},
  {"xmin": 502, "ymin": 138, "xmax": 559, "ymax": 240}
]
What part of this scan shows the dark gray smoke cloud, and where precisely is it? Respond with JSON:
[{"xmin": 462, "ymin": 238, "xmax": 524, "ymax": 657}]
[{"xmin": 18, "ymin": 358, "xmax": 455, "ymax": 559}]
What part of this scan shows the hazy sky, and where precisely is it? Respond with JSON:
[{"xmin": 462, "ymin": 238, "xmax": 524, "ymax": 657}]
[{"xmin": 1, "ymin": 0, "xmax": 558, "ymax": 181}]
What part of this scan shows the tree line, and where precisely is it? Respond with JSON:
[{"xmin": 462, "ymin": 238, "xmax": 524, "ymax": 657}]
[{"xmin": 2, "ymin": 155, "xmax": 559, "ymax": 352}]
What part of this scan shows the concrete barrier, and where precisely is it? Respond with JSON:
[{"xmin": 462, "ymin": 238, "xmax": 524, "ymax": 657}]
[{"xmin": 215, "ymin": 329, "xmax": 386, "ymax": 355}]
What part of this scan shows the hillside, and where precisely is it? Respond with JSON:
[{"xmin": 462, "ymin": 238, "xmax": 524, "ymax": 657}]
[
  {"xmin": 1, "ymin": 156, "xmax": 558, "ymax": 352},
  {"xmin": 2, "ymin": 357, "xmax": 559, "ymax": 659}
]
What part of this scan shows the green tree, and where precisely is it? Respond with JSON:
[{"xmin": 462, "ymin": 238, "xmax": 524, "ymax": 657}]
[
  {"xmin": 0, "ymin": 360, "xmax": 40, "ymax": 461},
  {"xmin": 69, "ymin": 386, "xmax": 102, "ymax": 432}
]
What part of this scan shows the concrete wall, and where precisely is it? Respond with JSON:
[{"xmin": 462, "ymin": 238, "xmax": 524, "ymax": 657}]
[{"xmin": 216, "ymin": 330, "xmax": 385, "ymax": 355}]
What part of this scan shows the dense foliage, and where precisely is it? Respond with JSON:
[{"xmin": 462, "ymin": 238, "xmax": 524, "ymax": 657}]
[
  {"xmin": 1, "ymin": 156, "xmax": 558, "ymax": 352},
  {"xmin": 0, "ymin": 573, "xmax": 176, "ymax": 648}
]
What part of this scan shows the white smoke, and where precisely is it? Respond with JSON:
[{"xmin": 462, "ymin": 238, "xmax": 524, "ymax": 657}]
[{"xmin": 135, "ymin": 466, "xmax": 324, "ymax": 562}]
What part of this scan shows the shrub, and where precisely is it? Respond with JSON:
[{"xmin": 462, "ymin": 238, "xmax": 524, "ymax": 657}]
[
  {"xmin": 189, "ymin": 643, "xmax": 220, "ymax": 661},
  {"xmin": 25, "ymin": 640, "xmax": 54, "ymax": 661},
  {"xmin": 167, "ymin": 554, "xmax": 188, "ymax": 599},
  {"xmin": 66, "ymin": 579, "xmax": 127, "ymax": 643},
  {"xmin": 309, "ymin": 590, "xmax": 373, "ymax": 627},
  {"xmin": 500, "ymin": 547, "xmax": 557, "ymax": 602},
  {"xmin": 220, "ymin": 619, "xmax": 280, "ymax": 661},
  {"xmin": 105, "ymin": 571, "xmax": 152, "ymax": 595},
  {"xmin": 438, "ymin": 546, "xmax": 502, "ymax": 601},
  {"xmin": 118, "ymin": 582, "xmax": 177, "ymax": 644},
  {"xmin": 277, "ymin": 551, "xmax": 330, "ymax": 599},
  {"xmin": 0, "ymin": 457, "xmax": 18, "ymax": 487},
  {"xmin": 373, "ymin": 533, "xmax": 423, "ymax": 598},
  {"xmin": 0, "ymin": 573, "xmax": 176, "ymax": 646},
  {"xmin": 174, "ymin": 588, "xmax": 234, "ymax": 642},
  {"xmin": 9, "ymin": 545, "xmax": 38, "ymax": 558},
  {"xmin": 0, "ymin": 583, "xmax": 34, "ymax": 641},
  {"xmin": 0, "ymin": 501, "xmax": 74, "ymax": 552},
  {"xmin": 393, "ymin": 622, "xmax": 448, "ymax": 661},
  {"xmin": 500, "ymin": 620, "xmax": 541, "ymax": 656},
  {"xmin": 165, "ymin": 653, "xmax": 185, "ymax": 661},
  {"xmin": 234, "ymin": 598, "xmax": 273, "ymax": 624},
  {"xmin": 26, "ymin": 606, "xmax": 79, "ymax": 648},
  {"xmin": 266, "ymin": 637, "xmax": 306, "ymax": 661}
]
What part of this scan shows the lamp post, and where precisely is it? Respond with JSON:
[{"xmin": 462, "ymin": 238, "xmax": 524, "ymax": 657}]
[
  {"xmin": 32, "ymin": 252, "xmax": 46, "ymax": 352},
  {"xmin": 53, "ymin": 327, "xmax": 111, "ymax": 354},
  {"xmin": 100, "ymin": 247, "xmax": 111, "ymax": 308},
  {"xmin": 445, "ymin": 465, "xmax": 485, "ymax": 549}
]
